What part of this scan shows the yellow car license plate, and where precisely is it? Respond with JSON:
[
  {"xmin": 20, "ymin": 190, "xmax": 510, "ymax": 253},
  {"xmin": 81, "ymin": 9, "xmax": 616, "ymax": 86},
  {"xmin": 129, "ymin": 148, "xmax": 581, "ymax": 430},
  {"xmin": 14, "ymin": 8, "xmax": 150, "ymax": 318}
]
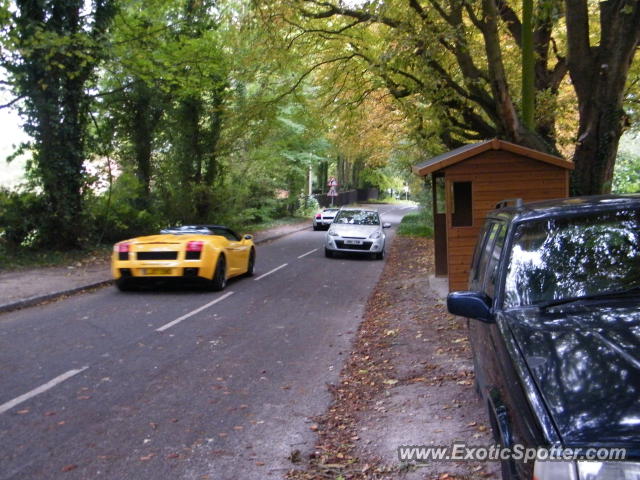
[{"xmin": 142, "ymin": 268, "xmax": 172, "ymax": 276}]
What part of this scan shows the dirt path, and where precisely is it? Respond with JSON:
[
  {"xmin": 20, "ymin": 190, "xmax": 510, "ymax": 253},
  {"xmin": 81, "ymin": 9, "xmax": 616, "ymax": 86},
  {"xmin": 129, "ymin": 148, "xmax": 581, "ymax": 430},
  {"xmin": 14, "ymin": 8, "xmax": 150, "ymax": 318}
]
[{"xmin": 288, "ymin": 237, "xmax": 500, "ymax": 480}]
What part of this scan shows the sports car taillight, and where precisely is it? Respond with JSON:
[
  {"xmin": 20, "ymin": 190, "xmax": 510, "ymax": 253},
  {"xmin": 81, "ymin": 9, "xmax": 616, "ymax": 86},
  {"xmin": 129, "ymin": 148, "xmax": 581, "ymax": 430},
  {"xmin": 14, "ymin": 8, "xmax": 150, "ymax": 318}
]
[
  {"xmin": 117, "ymin": 242, "xmax": 131, "ymax": 253},
  {"xmin": 117, "ymin": 242, "xmax": 131, "ymax": 261},
  {"xmin": 186, "ymin": 241, "xmax": 203, "ymax": 260},
  {"xmin": 186, "ymin": 241, "xmax": 203, "ymax": 252}
]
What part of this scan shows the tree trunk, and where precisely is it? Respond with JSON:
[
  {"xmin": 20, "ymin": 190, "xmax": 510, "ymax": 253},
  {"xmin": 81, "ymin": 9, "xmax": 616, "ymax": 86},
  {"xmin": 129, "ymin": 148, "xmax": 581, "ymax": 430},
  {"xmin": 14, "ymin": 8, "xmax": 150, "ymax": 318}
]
[
  {"xmin": 13, "ymin": 0, "xmax": 114, "ymax": 249},
  {"xmin": 566, "ymin": 0, "xmax": 640, "ymax": 195},
  {"xmin": 571, "ymin": 93, "xmax": 627, "ymax": 195},
  {"xmin": 481, "ymin": 0, "xmax": 552, "ymax": 153},
  {"xmin": 131, "ymin": 81, "xmax": 163, "ymax": 204},
  {"xmin": 521, "ymin": 0, "xmax": 535, "ymax": 129}
]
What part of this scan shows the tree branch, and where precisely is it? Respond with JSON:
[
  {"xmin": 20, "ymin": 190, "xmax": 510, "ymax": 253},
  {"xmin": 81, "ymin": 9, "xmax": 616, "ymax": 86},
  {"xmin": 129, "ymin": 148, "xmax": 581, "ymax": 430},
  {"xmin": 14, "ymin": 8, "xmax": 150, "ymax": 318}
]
[
  {"xmin": 300, "ymin": 1, "xmax": 402, "ymax": 29},
  {"xmin": 0, "ymin": 95, "xmax": 25, "ymax": 109},
  {"xmin": 269, "ymin": 54, "xmax": 358, "ymax": 103},
  {"xmin": 495, "ymin": 0, "xmax": 522, "ymax": 45},
  {"xmin": 565, "ymin": 0, "xmax": 594, "ymax": 95},
  {"xmin": 408, "ymin": 0, "xmax": 427, "ymax": 19}
]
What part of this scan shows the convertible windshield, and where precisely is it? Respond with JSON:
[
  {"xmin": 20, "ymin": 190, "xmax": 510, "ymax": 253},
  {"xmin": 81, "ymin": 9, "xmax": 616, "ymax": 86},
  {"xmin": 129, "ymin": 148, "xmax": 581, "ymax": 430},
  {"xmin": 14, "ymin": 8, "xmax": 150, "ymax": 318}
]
[
  {"xmin": 161, "ymin": 226, "xmax": 213, "ymax": 235},
  {"xmin": 334, "ymin": 210, "xmax": 380, "ymax": 225},
  {"xmin": 504, "ymin": 209, "xmax": 640, "ymax": 308}
]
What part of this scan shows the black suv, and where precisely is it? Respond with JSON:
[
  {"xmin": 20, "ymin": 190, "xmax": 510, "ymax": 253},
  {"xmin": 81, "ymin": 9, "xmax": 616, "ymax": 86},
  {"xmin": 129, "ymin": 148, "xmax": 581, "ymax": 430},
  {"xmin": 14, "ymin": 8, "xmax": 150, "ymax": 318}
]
[{"xmin": 448, "ymin": 195, "xmax": 640, "ymax": 480}]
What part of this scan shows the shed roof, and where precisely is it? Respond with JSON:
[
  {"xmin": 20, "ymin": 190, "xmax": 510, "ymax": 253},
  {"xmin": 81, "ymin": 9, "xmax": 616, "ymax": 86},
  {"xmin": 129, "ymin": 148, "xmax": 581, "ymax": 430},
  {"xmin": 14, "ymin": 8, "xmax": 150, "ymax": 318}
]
[{"xmin": 412, "ymin": 138, "xmax": 574, "ymax": 176}]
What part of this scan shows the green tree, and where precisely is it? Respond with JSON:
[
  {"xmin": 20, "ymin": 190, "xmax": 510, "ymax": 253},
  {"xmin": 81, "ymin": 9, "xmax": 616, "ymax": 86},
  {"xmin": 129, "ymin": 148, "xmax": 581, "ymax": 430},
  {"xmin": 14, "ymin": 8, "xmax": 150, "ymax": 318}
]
[
  {"xmin": 261, "ymin": 0, "xmax": 640, "ymax": 195},
  {"xmin": 566, "ymin": 0, "xmax": 640, "ymax": 194},
  {"xmin": 2, "ymin": 0, "xmax": 116, "ymax": 248}
]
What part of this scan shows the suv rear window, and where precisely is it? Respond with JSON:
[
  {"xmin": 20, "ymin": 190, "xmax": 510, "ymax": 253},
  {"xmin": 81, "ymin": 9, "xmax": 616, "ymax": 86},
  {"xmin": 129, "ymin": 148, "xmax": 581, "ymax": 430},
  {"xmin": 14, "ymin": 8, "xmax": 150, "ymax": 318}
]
[{"xmin": 504, "ymin": 209, "xmax": 640, "ymax": 308}]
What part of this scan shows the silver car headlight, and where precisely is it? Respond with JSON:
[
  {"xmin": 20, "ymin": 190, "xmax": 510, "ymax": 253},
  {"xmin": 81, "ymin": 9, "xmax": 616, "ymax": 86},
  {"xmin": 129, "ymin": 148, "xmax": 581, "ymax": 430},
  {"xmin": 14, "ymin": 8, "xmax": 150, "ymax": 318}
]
[
  {"xmin": 328, "ymin": 228, "xmax": 339, "ymax": 236},
  {"xmin": 577, "ymin": 461, "xmax": 640, "ymax": 479},
  {"xmin": 369, "ymin": 231, "xmax": 382, "ymax": 239},
  {"xmin": 534, "ymin": 460, "xmax": 640, "ymax": 480},
  {"xmin": 534, "ymin": 461, "xmax": 577, "ymax": 480}
]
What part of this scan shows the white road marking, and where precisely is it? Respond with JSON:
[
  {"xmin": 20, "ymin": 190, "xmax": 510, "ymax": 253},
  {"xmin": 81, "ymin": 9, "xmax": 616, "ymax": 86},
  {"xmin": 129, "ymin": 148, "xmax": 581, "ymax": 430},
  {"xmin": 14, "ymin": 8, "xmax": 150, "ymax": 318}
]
[
  {"xmin": 156, "ymin": 291, "xmax": 235, "ymax": 332},
  {"xmin": 254, "ymin": 263, "xmax": 288, "ymax": 281},
  {"xmin": 297, "ymin": 249, "xmax": 318, "ymax": 259},
  {"xmin": 0, "ymin": 366, "xmax": 89, "ymax": 415}
]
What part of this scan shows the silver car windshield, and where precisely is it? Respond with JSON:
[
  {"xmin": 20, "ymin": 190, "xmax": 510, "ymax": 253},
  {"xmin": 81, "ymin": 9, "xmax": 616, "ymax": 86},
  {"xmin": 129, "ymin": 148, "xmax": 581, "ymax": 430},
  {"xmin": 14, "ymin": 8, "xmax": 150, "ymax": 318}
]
[{"xmin": 334, "ymin": 211, "xmax": 380, "ymax": 225}]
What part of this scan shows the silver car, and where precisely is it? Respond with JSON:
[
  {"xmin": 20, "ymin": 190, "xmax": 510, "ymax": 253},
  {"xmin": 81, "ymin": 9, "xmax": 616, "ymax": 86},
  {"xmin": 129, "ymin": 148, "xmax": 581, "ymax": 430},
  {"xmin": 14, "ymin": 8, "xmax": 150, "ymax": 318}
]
[
  {"xmin": 313, "ymin": 208, "xmax": 339, "ymax": 230},
  {"xmin": 325, "ymin": 208, "xmax": 391, "ymax": 259}
]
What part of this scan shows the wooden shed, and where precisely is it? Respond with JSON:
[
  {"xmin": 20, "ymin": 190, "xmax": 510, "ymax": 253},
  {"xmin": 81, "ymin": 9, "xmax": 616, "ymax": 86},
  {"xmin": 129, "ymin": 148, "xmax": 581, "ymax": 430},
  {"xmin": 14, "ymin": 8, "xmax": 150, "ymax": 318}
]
[{"xmin": 412, "ymin": 138, "xmax": 574, "ymax": 292}]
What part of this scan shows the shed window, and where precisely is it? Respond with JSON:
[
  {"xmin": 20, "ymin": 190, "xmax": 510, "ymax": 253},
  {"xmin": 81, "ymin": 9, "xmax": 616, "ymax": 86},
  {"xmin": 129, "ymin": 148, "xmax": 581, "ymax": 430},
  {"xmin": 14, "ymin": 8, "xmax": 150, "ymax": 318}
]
[{"xmin": 452, "ymin": 181, "xmax": 473, "ymax": 227}]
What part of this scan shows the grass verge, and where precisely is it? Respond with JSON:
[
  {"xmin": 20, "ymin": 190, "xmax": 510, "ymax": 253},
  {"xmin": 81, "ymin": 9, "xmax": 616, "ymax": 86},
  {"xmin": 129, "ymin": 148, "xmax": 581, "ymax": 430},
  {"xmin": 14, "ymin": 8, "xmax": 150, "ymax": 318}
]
[
  {"xmin": 397, "ymin": 211, "xmax": 433, "ymax": 237},
  {"xmin": 0, "ymin": 245, "xmax": 112, "ymax": 273}
]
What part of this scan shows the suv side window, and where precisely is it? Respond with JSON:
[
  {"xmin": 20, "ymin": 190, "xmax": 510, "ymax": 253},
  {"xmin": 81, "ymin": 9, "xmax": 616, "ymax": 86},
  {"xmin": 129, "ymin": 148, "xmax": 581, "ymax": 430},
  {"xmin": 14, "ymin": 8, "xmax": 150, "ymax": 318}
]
[
  {"xmin": 484, "ymin": 224, "xmax": 507, "ymax": 298},
  {"xmin": 469, "ymin": 223, "xmax": 490, "ymax": 285},
  {"xmin": 471, "ymin": 222, "xmax": 499, "ymax": 290}
]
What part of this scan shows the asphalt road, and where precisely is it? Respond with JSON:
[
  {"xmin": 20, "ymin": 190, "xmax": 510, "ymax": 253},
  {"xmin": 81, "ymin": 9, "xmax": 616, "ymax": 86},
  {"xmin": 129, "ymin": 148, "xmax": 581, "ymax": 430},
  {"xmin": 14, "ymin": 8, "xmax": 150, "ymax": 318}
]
[{"xmin": 0, "ymin": 204, "xmax": 417, "ymax": 480}]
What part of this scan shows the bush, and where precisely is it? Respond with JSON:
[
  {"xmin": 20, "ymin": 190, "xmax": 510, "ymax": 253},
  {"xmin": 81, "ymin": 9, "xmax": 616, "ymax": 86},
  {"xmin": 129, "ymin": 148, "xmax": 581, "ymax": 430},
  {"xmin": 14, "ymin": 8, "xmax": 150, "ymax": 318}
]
[
  {"xmin": 85, "ymin": 172, "xmax": 163, "ymax": 243},
  {"xmin": 613, "ymin": 150, "xmax": 640, "ymax": 193},
  {"xmin": 294, "ymin": 194, "xmax": 319, "ymax": 217},
  {"xmin": 0, "ymin": 188, "xmax": 48, "ymax": 248}
]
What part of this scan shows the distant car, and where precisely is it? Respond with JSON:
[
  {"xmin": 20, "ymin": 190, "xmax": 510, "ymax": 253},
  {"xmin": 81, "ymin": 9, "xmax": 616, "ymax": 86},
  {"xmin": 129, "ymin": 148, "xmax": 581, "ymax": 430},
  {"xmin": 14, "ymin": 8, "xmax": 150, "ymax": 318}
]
[
  {"xmin": 111, "ymin": 225, "xmax": 255, "ymax": 291},
  {"xmin": 325, "ymin": 208, "xmax": 390, "ymax": 259},
  {"xmin": 447, "ymin": 195, "xmax": 640, "ymax": 480},
  {"xmin": 313, "ymin": 208, "xmax": 339, "ymax": 230}
]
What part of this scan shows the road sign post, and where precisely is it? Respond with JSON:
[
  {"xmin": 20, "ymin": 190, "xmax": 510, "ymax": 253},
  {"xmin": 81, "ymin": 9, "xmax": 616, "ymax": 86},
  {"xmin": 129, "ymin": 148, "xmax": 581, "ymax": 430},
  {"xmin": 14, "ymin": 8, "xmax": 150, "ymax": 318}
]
[{"xmin": 327, "ymin": 177, "xmax": 339, "ymax": 206}]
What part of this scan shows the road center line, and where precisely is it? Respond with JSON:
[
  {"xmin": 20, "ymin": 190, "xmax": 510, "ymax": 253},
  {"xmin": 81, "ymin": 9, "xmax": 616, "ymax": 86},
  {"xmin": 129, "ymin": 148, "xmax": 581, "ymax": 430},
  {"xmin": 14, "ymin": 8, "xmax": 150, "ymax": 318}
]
[
  {"xmin": 297, "ymin": 249, "xmax": 318, "ymax": 259},
  {"xmin": 156, "ymin": 291, "xmax": 235, "ymax": 332},
  {"xmin": 254, "ymin": 263, "xmax": 288, "ymax": 281},
  {"xmin": 0, "ymin": 366, "xmax": 89, "ymax": 415}
]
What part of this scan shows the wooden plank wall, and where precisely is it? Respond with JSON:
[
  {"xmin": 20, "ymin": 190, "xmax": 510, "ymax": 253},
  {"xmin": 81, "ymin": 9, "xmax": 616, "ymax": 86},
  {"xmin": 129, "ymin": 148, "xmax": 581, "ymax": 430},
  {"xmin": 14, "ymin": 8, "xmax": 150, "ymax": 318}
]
[{"xmin": 445, "ymin": 151, "xmax": 569, "ymax": 291}]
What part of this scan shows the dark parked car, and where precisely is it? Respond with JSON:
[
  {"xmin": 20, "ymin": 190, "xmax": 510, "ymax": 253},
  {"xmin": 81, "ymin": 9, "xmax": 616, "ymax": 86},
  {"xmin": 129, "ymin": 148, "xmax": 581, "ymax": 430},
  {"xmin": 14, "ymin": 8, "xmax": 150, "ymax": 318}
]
[{"xmin": 448, "ymin": 195, "xmax": 640, "ymax": 480}]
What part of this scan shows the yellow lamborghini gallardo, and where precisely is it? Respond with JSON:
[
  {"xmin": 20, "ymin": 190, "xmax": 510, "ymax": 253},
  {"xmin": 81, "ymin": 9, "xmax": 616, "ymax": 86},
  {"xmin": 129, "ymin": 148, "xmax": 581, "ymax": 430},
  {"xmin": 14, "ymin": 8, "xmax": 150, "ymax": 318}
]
[{"xmin": 111, "ymin": 225, "xmax": 255, "ymax": 291}]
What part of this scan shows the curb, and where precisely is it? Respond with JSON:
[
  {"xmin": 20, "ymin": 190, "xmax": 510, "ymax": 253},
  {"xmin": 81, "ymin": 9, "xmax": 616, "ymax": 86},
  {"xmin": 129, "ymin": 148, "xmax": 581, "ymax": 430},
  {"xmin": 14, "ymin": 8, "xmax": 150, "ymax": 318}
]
[
  {"xmin": 0, "ymin": 280, "xmax": 114, "ymax": 315},
  {"xmin": 0, "ymin": 222, "xmax": 312, "ymax": 315}
]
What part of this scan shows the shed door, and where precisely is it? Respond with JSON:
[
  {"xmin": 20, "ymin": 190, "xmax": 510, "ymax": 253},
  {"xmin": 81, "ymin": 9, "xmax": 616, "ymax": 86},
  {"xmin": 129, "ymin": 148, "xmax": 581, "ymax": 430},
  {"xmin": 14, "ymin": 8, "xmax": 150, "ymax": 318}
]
[
  {"xmin": 446, "ymin": 178, "xmax": 475, "ymax": 291},
  {"xmin": 432, "ymin": 174, "xmax": 448, "ymax": 276}
]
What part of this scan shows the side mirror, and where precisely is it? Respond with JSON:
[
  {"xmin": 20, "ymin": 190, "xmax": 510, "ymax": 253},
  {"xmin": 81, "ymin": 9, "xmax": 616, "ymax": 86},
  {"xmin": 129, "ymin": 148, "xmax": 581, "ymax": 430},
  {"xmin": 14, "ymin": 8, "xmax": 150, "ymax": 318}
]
[
  {"xmin": 382, "ymin": 223, "xmax": 391, "ymax": 229},
  {"xmin": 244, "ymin": 234, "xmax": 253, "ymax": 240},
  {"xmin": 447, "ymin": 291, "xmax": 494, "ymax": 323}
]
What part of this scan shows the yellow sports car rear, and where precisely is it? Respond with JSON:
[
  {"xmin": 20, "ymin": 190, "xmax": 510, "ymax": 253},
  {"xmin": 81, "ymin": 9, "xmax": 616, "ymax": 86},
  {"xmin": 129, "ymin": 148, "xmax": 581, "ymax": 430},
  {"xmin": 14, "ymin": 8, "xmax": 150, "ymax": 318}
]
[{"xmin": 111, "ymin": 225, "xmax": 255, "ymax": 291}]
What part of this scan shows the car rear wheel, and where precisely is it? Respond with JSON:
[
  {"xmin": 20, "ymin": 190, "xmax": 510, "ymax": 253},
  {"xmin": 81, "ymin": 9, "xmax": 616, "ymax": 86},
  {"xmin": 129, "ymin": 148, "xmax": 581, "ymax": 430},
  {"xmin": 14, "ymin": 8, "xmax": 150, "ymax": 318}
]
[
  {"xmin": 210, "ymin": 255, "xmax": 227, "ymax": 291},
  {"xmin": 245, "ymin": 248, "xmax": 256, "ymax": 277},
  {"xmin": 115, "ymin": 277, "xmax": 132, "ymax": 292}
]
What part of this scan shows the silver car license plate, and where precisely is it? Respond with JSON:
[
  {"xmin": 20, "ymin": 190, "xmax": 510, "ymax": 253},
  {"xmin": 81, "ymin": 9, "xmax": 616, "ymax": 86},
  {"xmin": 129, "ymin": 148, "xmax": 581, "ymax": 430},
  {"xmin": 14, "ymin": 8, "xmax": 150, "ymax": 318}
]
[{"xmin": 344, "ymin": 239, "xmax": 363, "ymax": 245}]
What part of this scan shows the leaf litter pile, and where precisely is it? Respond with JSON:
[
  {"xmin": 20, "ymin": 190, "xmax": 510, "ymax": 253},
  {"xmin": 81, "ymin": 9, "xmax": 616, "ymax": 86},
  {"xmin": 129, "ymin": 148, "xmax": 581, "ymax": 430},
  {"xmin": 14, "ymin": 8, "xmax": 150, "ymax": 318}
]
[{"xmin": 288, "ymin": 237, "xmax": 499, "ymax": 480}]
